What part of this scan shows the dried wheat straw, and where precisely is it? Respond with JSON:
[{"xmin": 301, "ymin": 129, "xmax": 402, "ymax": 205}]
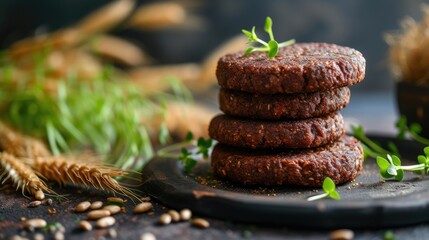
[
  {"xmin": 0, "ymin": 122, "xmax": 51, "ymax": 159},
  {"xmin": 31, "ymin": 155, "xmax": 139, "ymax": 199},
  {"xmin": 0, "ymin": 152, "xmax": 50, "ymax": 197}
]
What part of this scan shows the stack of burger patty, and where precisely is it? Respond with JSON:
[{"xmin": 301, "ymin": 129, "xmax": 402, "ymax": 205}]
[{"xmin": 208, "ymin": 43, "xmax": 366, "ymax": 187}]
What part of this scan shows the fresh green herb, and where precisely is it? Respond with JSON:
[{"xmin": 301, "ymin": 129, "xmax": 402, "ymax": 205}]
[
  {"xmin": 307, "ymin": 177, "xmax": 340, "ymax": 201},
  {"xmin": 396, "ymin": 115, "xmax": 429, "ymax": 145},
  {"xmin": 55, "ymin": 196, "xmax": 63, "ymax": 204},
  {"xmin": 242, "ymin": 230, "xmax": 253, "ymax": 238},
  {"xmin": 384, "ymin": 230, "xmax": 395, "ymax": 240},
  {"xmin": 156, "ymin": 131, "xmax": 213, "ymax": 172},
  {"xmin": 376, "ymin": 147, "xmax": 429, "ymax": 181},
  {"xmin": 0, "ymin": 62, "xmax": 190, "ymax": 172},
  {"xmin": 351, "ymin": 125, "xmax": 398, "ymax": 159},
  {"xmin": 242, "ymin": 17, "xmax": 295, "ymax": 58}
]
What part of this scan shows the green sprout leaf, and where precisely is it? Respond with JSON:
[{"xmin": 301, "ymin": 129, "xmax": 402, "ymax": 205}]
[
  {"xmin": 264, "ymin": 17, "xmax": 274, "ymax": 40},
  {"xmin": 307, "ymin": 177, "xmax": 340, "ymax": 201},
  {"xmin": 395, "ymin": 115, "xmax": 407, "ymax": 140},
  {"xmin": 241, "ymin": 16, "xmax": 294, "ymax": 59},
  {"xmin": 322, "ymin": 177, "xmax": 335, "ymax": 193},
  {"xmin": 351, "ymin": 124, "xmax": 398, "ymax": 159},
  {"xmin": 267, "ymin": 40, "xmax": 279, "ymax": 58},
  {"xmin": 243, "ymin": 47, "xmax": 255, "ymax": 57},
  {"xmin": 156, "ymin": 132, "xmax": 214, "ymax": 172},
  {"xmin": 395, "ymin": 115, "xmax": 429, "ymax": 145},
  {"xmin": 185, "ymin": 131, "xmax": 194, "ymax": 142},
  {"xmin": 424, "ymin": 146, "xmax": 429, "ymax": 157}
]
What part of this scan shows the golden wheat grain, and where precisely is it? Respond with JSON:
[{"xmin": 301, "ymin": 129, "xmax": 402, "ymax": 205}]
[
  {"xmin": 31, "ymin": 155, "xmax": 139, "ymax": 199},
  {"xmin": 0, "ymin": 152, "xmax": 51, "ymax": 198},
  {"xmin": 0, "ymin": 122, "xmax": 51, "ymax": 159}
]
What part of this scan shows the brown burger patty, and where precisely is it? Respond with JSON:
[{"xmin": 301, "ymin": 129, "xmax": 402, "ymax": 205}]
[
  {"xmin": 219, "ymin": 87, "xmax": 350, "ymax": 120},
  {"xmin": 211, "ymin": 135, "xmax": 363, "ymax": 186},
  {"xmin": 209, "ymin": 113, "xmax": 344, "ymax": 149},
  {"xmin": 216, "ymin": 43, "xmax": 365, "ymax": 94}
]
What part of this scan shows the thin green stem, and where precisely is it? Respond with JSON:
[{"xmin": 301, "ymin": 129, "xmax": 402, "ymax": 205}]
[
  {"xmin": 307, "ymin": 192, "xmax": 329, "ymax": 201},
  {"xmin": 359, "ymin": 135, "xmax": 391, "ymax": 156},
  {"xmin": 400, "ymin": 164, "xmax": 425, "ymax": 171},
  {"xmin": 410, "ymin": 132, "xmax": 429, "ymax": 145},
  {"xmin": 278, "ymin": 39, "xmax": 296, "ymax": 47},
  {"xmin": 256, "ymin": 39, "xmax": 268, "ymax": 46},
  {"xmin": 156, "ymin": 140, "xmax": 196, "ymax": 157}
]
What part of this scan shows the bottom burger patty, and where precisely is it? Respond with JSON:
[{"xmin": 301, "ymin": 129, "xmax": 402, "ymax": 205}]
[{"xmin": 211, "ymin": 135, "xmax": 363, "ymax": 187}]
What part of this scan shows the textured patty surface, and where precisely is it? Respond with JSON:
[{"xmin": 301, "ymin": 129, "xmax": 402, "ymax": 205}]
[
  {"xmin": 219, "ymin": 87, "xmax": 350, "ymax": 120},
  {"xmin": 209, "ymin": 113, "xmax": 344, "ymax": 149},
  {"xmin": 211, "ymin": 135, "xmax": 363, "ymax": 186},
  {"xmin": 216, "ymin": 43, "xmax": 365, "ymax": 94}
]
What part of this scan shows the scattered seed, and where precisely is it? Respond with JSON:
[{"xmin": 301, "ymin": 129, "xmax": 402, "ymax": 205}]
[
  {"xmin": 103, "ymin": 205, "xmax": 121, "ymax": 215},
  {"xmin": 329, "ymin": 229, "xmax": 354, "ymax": 240},
  {"xmin": 45, "ymin": 199, "xmax": 53, "ymax": 206},
  {"xmin": 121, "ymin": 206, "xmax": 127, "ymax": 213},
  {"xmin": 158, "ymin": 214, "xmax": 171, "ymax": 225},
  {"xmin": 75, "ymin": 201, "xmax": 91, "ymax": 212},
  {"xmin": 107, "ymin": 197, "xmax": 126, "ymax": 203},
  {"xmin": 90, "ymin": 201, "xmax": 103, "ymax": 210},
  {"xmin": 34, "ymin": 233, "xmax": 44, "ymax": 240},
  {"xmin": 87, "ymin": 210, "xmax": 111, "ymax": 220},
  {"xmin": 108, "ymin": 229, "xmax": 117, "ymax": 238},
  {"xmin": 147, "ymin": 211, "xmax": 155, "ymax": 216},
  {"xmin": 47, "ymin": 208, "xmax": 57, "ymax": 214},
  {"xmin": 134, "ymin": 202, "xmax": 153, "ymax": 214},
  {"xmin": 54, "ymin": 231, "xmax": 64, "ymax": 240},
  {"xmin": 140, "ymin": 232, "xmax": 156, "ymax": 240},
  {"xmin": 179, "ymin": 209, "xmax": 192, "ymax": 221},
  {"xmin": 140, "ymin": 196, "xmax": 151, "ymax": 202},
  {"xmin": 79, "ymin": 220, "xmax": 92, "ymax": 231},
  {"xmin": 192, "ymin": 218, "xmax": 209, "ymax": 229},
  {"xmin": 24, "ymin": 219, "xmax": 47, "ymax": 230},
  {"xmin": 58, "ymin": 224, "xmax": 65, "ymax": 233},
  {"xmin": 28, "ymin": 201, "xmax": 42, "ymax": 208},
  {"xmin": 96, "ymin": 216, "xmax": 116, "ymax": 228},
  {"xmin": 168, "ymin": 210, "xmax": 180, "ymax": 222},
  {"xmin": 35, "ymin": 190, "xmax": 45, "ymax": 200}
]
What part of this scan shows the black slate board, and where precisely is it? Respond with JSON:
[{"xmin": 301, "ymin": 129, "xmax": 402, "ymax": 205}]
[{"xmin": 141, "ymin": 136, "xmax": 429, "ymax": 229}]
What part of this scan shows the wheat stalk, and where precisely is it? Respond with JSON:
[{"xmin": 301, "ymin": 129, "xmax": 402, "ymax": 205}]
[
  {"xmin": 30, "ymin": 155, "xmax": 139, "ymax": 199},
  {"xmin": 0, "ymin": 152, "xmax": 51, "ymax": 199},
  {"xmin": 0, "ymin": 122, "xmax": 51, "ymax": 159}
]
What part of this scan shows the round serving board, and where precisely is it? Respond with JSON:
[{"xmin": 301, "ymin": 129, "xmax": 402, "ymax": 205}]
[{"xmin": 141, "ymin": 136, "xmax": 429, "ymax": 229}]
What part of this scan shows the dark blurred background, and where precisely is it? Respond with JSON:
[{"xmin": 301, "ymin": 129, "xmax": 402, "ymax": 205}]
[
  {"xmin": 1, "ymin": 0, "xmax": 428, "ymax": 91},
  {"xmin": 0, "ymin": 0, "xmax": 427, "ymax": 133}
]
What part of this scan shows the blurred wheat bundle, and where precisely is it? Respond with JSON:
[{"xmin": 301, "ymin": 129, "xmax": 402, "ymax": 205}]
[
  {"xmin": 0, "ymin": 0, "xmax": 247, "ymax": 199},
  {"xmin": 385, "ymin": 4, "xmax": 429, "ymax": 84}
]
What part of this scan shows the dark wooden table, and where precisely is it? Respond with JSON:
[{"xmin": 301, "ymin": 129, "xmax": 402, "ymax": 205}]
[{"xmin": 2, "ymin": 91, "xmax": 427, "ymax": 240}]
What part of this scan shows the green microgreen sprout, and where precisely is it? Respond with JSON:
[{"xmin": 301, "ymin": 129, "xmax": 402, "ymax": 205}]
[
  {"xmin": 351, "ymin": 125, "xmax": 399, "ymax": 159},
  {"xmin": 156, "ymin": 131, "xmax": 213, "ymax": 172},
  {"xmin": 242, "ymin": 17, "xmax": 295, "ymax": 58},
  {"xmin": 384, "ymin": 230, "xmax": 395, "ymax": 240},
  {"xmin": 307, "ymin": 177, "xmax": 340, "ymax": 201},
  {"xmin": 396, "ymin": 115, "xmax": 429, "ymax": 145},
  {"xmin": 376, "ymin": 147, "xmax": 429, "ymax": 181}
]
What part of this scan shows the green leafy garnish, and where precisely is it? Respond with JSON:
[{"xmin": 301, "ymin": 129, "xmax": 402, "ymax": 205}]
[
  {"xmin": 351, "ymin": 125, "xmax": 398, "ymax": 159},
  {"xmin": 384, "ymin": 230, "xmax": 395, "ymax": 240},
  {"xmin": 242, "ymin": 17, "xmax": 295, "ymax": 59},
  {"xmin": 156, "ymin": 131, "xmax": 213, "ymax": 172},
  {"xmin": 376, "ymin": 147, "xmax": 429, "ymax": 181},
  {"xmin": 396, "ymin": 115, "xmax": 429, "ymax": 145},
  {"xmin": 307, "ymin": 177, "xmax": 340, "ymax": 201}
]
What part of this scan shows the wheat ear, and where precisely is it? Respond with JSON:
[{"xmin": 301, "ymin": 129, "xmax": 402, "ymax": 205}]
[
  {"xmin": 31, "ymin": 155, "xmax": 140, "ymax": 199},
  {"xmin": 0, "ymin": 152, "xmax": 51, "ymax": 199},
  {"xmin": 0, "ymin": 122, "xmax": 51, "ymax": 158}
]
